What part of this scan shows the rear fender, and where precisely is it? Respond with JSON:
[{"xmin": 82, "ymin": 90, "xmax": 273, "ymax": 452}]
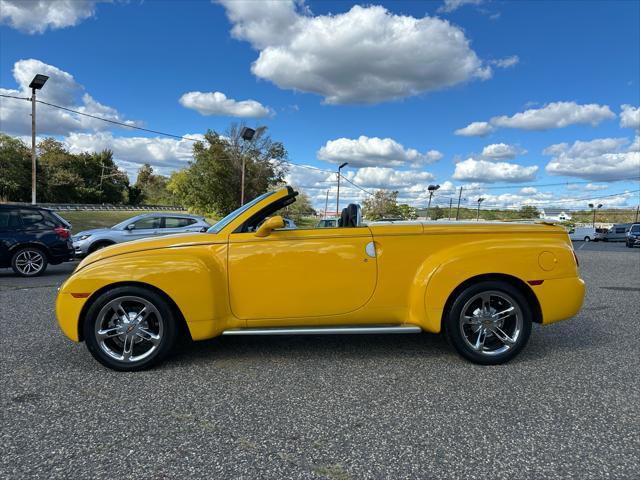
[{"xmin": 408, "ymin": 238, "xmax": 576, "ymax": 333}]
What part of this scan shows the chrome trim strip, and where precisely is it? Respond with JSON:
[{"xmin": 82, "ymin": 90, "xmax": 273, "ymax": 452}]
[{"xmin": 221, "ymin": 325, "xmax": 422, "ymax": 336}]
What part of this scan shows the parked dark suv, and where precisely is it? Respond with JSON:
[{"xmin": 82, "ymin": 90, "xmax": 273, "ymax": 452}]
[{"xmin": 0, "ymin": 205, "xmax": 74, "ymax": 276}]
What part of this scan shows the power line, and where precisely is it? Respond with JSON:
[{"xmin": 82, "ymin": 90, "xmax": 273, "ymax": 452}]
[
  {"xmin": 0, "ymin": 93, "xmax": 30, "ymax": 101},
  {"xmin": 339, "ymin": 174, "xmax": 376, "ymax": 196}
]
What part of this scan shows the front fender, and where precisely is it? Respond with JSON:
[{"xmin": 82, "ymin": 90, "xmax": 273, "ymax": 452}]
[
  {"xmin": 408, "ymin": 238, "xmax": 577, "ymax": 333},
  {"xmin": 57, "ymin": 244, "xmax": 235, "ymax": 342}
]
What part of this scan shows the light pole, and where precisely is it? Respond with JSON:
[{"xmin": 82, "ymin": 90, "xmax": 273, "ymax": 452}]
[
  {"xmin": 29, "ymin": 74, "xmax": 49, "ymax": 204},
  {"xmin": 324, "ymin": 190, "xmax": 329, "ymax": 219},
  {"xmin": 476, "ymin": 197, "xmax": 485, "ymax": 221},
  {"xmin": 239, "ymin": 127, "xmax": 256, "ymax": 206},
  {"xmin": 336, "ymin": 162, "xmax": 348, "ymax": 216},
  {"xmin": 426, "ymin": 184, "xmax": 440, "ymax": 220},
  {"xmin": 588, "ymin": 203, "xmax": 602, "ymax": 227}
]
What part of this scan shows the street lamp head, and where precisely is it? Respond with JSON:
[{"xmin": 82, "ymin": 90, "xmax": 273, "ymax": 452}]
[
  {"xmin": 338, "ymin": 162, "xmax": 348, "ymax": 170},
  {"xmin": 588, "ymin": 203, "xmax": 594, "ymax": 208},
  {"xmin": 428, "ymin": 184, "xmax": 440, "ymax": 192},
  {"xmin": 598, "ymin": 204, "xmax": 603, "ymax": 209},
  {"xmin": 29, "ymin": 74, "xmax": 49, "ymax": 90},
  {"xmin": 240, "ymin": 127, "xmax": 256, "ymax": 141},
  {"xmin": 478, "ymin": 197, "xmax": 485, "ymax": 203}
]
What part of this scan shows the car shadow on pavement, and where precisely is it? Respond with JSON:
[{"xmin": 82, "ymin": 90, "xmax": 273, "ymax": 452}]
[{"xmin": 170, "ymin": 332, "xmax": 452, "ymax": 365}]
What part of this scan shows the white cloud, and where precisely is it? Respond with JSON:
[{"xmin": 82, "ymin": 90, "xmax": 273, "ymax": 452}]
[
  {"xmin": 455, "ymin": 101, "xmax": 615, "ymax": 136},
  {"xmin": 179, "ymin": 91, "xmax": 273, "ymax": 118},
  {"xmin": 520, "ymin": 187, "xmax": 537, "ymax": 195},
  {"xmin": 0, "ymin": 59, "xmax": 135, "ymax": 136},
  {"xmin": 452, "ymin": 158, "xmax": 538, "ymax": 183},
  {"xmin": 481, "ymin": 143, "xmax": 522, "ymax": 160},
  {"xmin": 63, "ymin": 131, "xmax": 204, "ymax": 173},
  {"xmin": 438, "ymin": 0, "xmax": 484, "ymax": 13},
  {"xmin": 544, "ymin": 137, "xmax": 640, "ymax": 181},
  {"xmin": 454, "ymin": 121, "xmax": 494, "ymax": 137},
  {"xmin": 348, "ymin": 167, "xmax": 435, "ymax": 189},
  {"xmin": 490, "ymin": 55, "xmax": 519, "ymax": 68},
  {"xmin": 317, "ymin": 136, "xmax": 442, "ymax": 168},
  {"xmin": 492, "ymin": 102, "xmax": 615, "ymax": 130},
  {"xmin": 620, "ymin": 104, "xmax": 640, "ymax": 130},
  {"xmin": 584, "ymin": 183, "xmax": 609, "ymax": 191},
  {"xmin": 219, "ymin": 1, "xmax": 491, "ymax": 104},
  {"xmin": 0, "ymin": 0, "xmax": 107, "ymax": 34}
]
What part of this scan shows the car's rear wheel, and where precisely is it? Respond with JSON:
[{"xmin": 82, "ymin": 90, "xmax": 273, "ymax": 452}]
[
  {"xmin": 584, "ymin": 236, "xmax": 591, "ymax": 242},
  {"xmin": 11, "ymin": 247, "xmax": 48, "ymax": 277},
  {"xmin": 84, "ymin": 286, "xmax": 176, "ymax": 371},
  {"xmin": 444, "ymin": 281, "xmax": 532, "ymax": 365}
]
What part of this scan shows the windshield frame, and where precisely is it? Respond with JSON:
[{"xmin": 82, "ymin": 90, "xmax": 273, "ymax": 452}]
[{"xmin": 207, "ymin": 190, "xmax": 277, "ymax": 234}]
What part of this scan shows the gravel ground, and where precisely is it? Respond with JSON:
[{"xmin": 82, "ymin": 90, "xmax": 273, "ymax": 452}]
[{"xmin": 1, "ymin": 242, "xmax": 639, "ymax": 479}]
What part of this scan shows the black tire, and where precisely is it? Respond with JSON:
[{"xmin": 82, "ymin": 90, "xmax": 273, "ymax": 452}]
[
  {"xmin": 444, "ymin": 280, "xmax": 532, "ymax": 365},
  {"xmin": 11, "ymin": 246, "xmax": 48, "ymax": 277},
  {"xmin": 88, "ymin": 241, "xmax": 114, "ymax": 254},
  {"xmin": 584, "ymin": 236, "xmax": 591, "ymax": 242},
  {"xmin": 83, "ymin": 286, "xmax": 177, "ymax": 371}
]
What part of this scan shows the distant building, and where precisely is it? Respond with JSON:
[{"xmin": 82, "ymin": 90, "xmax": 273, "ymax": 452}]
[{"xmin": 539, "ymin": 208, "xmax": 572, "ymax": 221}]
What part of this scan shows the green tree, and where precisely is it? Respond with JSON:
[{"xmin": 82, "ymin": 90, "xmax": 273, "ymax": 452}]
[
  {"xmin": 0, "ymin": 134, "xmax": 31, "ymax": 201},
  {"xmin": 398, "ymin": 203, "xmax": 417, "ymax": 220},
  {"xmin": 37, "ymin": 138, "xmax": 128, "ymax": 203},
  {"xmin": 134, "ymin": 163, "xmax": 173, "ymax": 204},
  {"xmin": 431, "ymin": 205, "xmax": 444, "ymax": 220},
  {"xmin": 362, "ymin": 190, "xmax": 401, "ymax": 220},
  {"xmin": 519, "ymin": 205, "xmax": 540, "ymax": 218},
  {"xmin": 176, "ymin": 125, "xmax": 287, "ymax": 215}
]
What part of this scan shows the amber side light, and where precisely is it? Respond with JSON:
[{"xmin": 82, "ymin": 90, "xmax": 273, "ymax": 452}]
[
  {"xmin": 527, "ymin": 280, "xmax": 544, "ymax": 286},
  {"xmin": 70, "ymin": 293, "xmax": 91, "ymax": 298}
]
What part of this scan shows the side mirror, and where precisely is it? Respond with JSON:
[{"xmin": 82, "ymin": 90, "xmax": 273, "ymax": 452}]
[
  {"xmin": 255, "ymin": 216, "xmax": 285, "ymax": 238},
  {"xmin": 126, "ymin": 224, "xmax": 135, "ymax": 230}
]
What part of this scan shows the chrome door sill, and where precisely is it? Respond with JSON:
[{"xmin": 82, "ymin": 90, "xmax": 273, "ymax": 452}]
[{"xmin": 221, "ymin": 325, "xmax": 422, "ymax": 336}]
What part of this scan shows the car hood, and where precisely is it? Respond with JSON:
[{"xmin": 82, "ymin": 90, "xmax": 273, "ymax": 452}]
[
  {"xmin": 72, "ymin": 228, "xmax": 114, "ymax": 238},
  {"xmin": 74, "ymin": 232, "xmax": 223, "ymax": 272}
]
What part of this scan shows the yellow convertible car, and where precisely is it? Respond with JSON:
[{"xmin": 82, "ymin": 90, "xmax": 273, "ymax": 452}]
[{"xmin": 56, "ymin": 187, "xmax": 585, "ymax": 371}]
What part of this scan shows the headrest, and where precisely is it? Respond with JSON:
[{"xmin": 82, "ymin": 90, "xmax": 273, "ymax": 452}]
[{"xmin": 338, "ymin": 204, "xmax": 361, "ymax": 228}]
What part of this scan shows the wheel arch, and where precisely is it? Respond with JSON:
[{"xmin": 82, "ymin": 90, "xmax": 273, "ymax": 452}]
[
  {"xmin": 9, "ymin": 242, "xmax": 52, "ymax": 260},
  {"xmin": 88, "ymin": 239, "xmax": 116, "ymax": 253},
  {"xmin": 77, "ymin": 281, "xmax": 191, "ymax": 342},
  {"xmin": 440, "ymin": 273, "xmax": 543, "ymax": 332}
]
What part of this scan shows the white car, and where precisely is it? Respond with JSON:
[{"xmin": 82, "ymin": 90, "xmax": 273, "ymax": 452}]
[{"xmin": 568, "ymin": 227, "xmax": 597, "ymax": 242}]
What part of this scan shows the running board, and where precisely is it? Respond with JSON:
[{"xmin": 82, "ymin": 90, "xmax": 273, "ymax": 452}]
[{"xmin": 221, "ymin": 325, "xmax": 422, "ymax": 336}]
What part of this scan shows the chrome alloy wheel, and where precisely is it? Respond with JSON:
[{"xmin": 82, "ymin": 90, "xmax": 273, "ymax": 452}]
[
  {"xmin": 95, "ymin": 296, "xmax": 164, "ymax": 363},
  {"xmin": 14, "ymin": 249, "xmax": 45, "ymax": 275},
  {"xmin": 459, "ymin": 290, "xmax": 523, "ymax": 356}
]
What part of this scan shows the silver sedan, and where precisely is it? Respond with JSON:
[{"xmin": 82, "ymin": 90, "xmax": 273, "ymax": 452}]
[{"xmin": 72, "ymin": 213, "xmax": 210, "ymax": 256}]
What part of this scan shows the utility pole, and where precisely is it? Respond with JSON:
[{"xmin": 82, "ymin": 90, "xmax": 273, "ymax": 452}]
[
  {"xmin": 477, "ymin": 197, "xmax": 485, "ymax": 221},
  {"xmin": 455, "ymin": 187, "xmax": 463, "ymax": 221},
  {"xmin": 324, "ymin": 190, "xmax": 329, "ymax": 218},
  {"xmin": 336, "ymin": 162, "xmax": 348, "ymax": 216},
  {"xmin": 449, "ymin": 198, "xmax": 453, "ymax": 220},
  {"xmin": 28, "ymin": 74, "xmax": 49, "ymax": 204},
  {"xmin": 636, "ymin": 204, "xmax": 639, "ymax": 222}
]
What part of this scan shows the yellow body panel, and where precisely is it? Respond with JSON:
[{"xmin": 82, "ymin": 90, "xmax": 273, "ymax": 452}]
[{"xmin": 56, "ymin": 187, "xmax": 585, "ymax": 343}]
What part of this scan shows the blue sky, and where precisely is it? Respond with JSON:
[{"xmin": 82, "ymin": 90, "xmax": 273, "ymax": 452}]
[{"xmin": 1, "ymin": 0, "xmax": 639, "ymax": 210}]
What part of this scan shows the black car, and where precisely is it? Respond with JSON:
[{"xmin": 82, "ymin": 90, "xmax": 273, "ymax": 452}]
[
  {"xmin": 0, "ymin": 205, "xmax": 74, "ymax": 276},
  {"xmin": 626, "ymin": 223, "xmax": 640, "ymax": 248}
]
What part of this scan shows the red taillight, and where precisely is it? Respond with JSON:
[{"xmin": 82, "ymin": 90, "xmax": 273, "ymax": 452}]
[{"xmin": 55, "ymin": 227, "xmax": 70, "ymax": 239}]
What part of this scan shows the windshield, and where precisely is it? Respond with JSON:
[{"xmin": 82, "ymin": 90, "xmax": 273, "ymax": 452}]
[{"xmin": 207, "ymin": 190, "xmax": 276, "ymax": 234}]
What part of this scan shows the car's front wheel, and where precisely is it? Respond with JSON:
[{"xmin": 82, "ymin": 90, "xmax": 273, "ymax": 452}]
[
  {"xmin": 445, "ymin": 281, "xmax": 532, "ymax": 365},
  {"xmin": 84, "ymin": 286, "xmax": 177, "ymax": 371},
  {"xmin": 11, "ymin": 247, "xmax": 48, "ymax": 277}
]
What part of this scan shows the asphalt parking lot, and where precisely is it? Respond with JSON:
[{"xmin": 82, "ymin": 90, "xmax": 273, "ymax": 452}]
[{"xmin": 1, "ymin": 241, "xmax": 639, "ymax": 479}]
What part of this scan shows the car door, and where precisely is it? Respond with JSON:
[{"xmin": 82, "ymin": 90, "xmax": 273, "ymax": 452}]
[
  {"xmin": 227, "ymin": 227, "xmax": 377, "ymax": 322},
  {"xmin": 124, "ymin": 216, "xmax": 162, "ymax": 241}
]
